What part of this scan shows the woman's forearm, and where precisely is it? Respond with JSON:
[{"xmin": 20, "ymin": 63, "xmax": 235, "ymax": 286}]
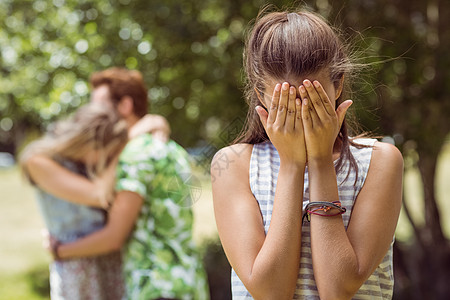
[
  {"xmin": 26, "ymin": 155, "xmax": 108, "ymax": 208},
  {"xmin": 308, "ymin": 158, "xmax": 360, "ymax": 299},
  {"xmin": 246, "ymin": 162, "xmax": 305, "ymax": 299},
  {"xmin": 308, "ymin": 143, "xmax": 403, "ymax": 300}
]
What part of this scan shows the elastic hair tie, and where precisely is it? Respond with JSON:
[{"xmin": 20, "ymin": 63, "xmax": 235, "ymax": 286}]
[
  {"xmin": 302, "ymin": 201, "xmax": 346, "ymax": 222},
  {"xmin": 287, "ymin": 12, "xmax": 299, "ymax": 19}
]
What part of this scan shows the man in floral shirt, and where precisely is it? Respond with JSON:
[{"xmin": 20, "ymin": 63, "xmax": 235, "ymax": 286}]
[
  {"xmin": 56, "ymin": 68, "xmax": 210, "ymax": 299},
  {"xmin": 117, "ymin": 134, "xmax": 209, "ymax": 299}
]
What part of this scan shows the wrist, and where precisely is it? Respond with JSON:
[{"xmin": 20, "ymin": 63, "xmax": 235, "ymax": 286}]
[
  {"xmin": 279, "ymin": 159, "xmax": 306, "ymax": 172},
  {"xmin": 307, "ymin": 155, "xmax": 334, "ymax": 168}
]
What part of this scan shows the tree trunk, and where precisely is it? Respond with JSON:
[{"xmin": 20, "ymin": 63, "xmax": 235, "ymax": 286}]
[
  {"xmin": 394, "ymin": 150, "xmax": 450, "ymax": 300},
  {"xmin": 417, "ymin": 152, "xmax": 445, "ymax": 246}
]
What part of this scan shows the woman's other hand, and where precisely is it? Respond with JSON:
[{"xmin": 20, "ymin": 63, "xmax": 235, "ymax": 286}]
[
  {"xmin": 129, "ymin": 114, "xmax": 171, "ymax": 142},
  {"xmin": 299, "ymin": 80, "xmax": 352, "ymax": 161},
  {"xmin": 256, "ymin": 82, "xmax": 306, "ymax": 165},
  {"xmin": 94, "ymin": 158, "xmax": 118, "ymax": 209},
  {"xmin": 42, "ymin": 229, "xmax": 60, "ymax": 260}
]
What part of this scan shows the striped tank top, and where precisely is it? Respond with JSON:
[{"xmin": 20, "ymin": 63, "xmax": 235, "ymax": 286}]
[{"xmin": 231, "ymin": 138, "xmax": 394, "ymax": 299}]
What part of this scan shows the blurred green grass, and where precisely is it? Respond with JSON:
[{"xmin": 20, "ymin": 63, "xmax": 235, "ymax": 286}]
[
  {"xmin": 1, "ymin": 143, "xmax": 449, "ymax": 299},
  {"xmin": 0, "ymin": 167, "xmax": 50, "ymax": 300}
]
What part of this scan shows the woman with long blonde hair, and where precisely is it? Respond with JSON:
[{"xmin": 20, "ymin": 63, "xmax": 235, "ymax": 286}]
[{"xmin": 21, "ymin": 103, "xmax": 128, "ymax": 299}]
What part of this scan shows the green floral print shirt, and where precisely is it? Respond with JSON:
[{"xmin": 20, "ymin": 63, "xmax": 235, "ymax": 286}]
[{"xmin": 115, "ymin": 134, "xmax": 210, "ymax": 300}]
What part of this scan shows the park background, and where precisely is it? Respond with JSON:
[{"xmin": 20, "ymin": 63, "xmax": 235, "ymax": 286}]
[{"xmin": 1, "ymin": 0, "xmax": 449, "ymax": 299}]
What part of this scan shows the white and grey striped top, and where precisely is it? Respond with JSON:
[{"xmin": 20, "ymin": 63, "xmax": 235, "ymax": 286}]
[{"xmin": 231, "ymin": 138, "xmax": 394, "ymax": 299}]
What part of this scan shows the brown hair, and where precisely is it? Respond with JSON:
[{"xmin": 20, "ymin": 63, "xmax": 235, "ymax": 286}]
[
  {"xmin": 90, "ymin": 67, "xmax": 148, "ymax": 118},
  {"xmin": 236, "ymin": 9, "xmax": 366, "ymax": 178}
]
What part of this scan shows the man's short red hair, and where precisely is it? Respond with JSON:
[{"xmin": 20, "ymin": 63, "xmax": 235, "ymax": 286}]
[{"xmin": 90, "ymin": 67, "xmax": 148, "ymax": 118}]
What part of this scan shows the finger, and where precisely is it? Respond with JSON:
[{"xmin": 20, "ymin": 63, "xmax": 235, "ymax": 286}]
[
  {"xmin": 302, "ymin": 97, "xmax": 313, "ymax": 132},
  {"xmin": 313, "ymin": 80, "xmax": 335, "ymax": 116},
  {"xmin": 336, "ymin": 100, "xmax": 353, "ymax": 128},
  {"xmin": 299, "ymin": 84, "xmax": 318, "ymax": 127},
  {"xmin": 267, "ymin": 83, "xmax": 281, "ymax": 125},
  {"xmin": 41, "ymin": 229, "xmax": 49, "ymax": 248},
  {"xmin": 42, "ymin": 239, "xmax": 50, "ymax": 250},
  {"xmin": 153, "ymin": 131, "xmax": 169, "ymax": 143},
  {"xmin": 303, "ymin": 80, "xmax": 327, "ymax": 121},
  {"xmin": 255, "ymin": 105, "xmax": 269, "ymax": 133},
  {"xmin": 294, "ymin": 98, "xmax": 303, "ymax": 131},
  {"xmin": 41, "ymin": 229, "xmax": 49, "ymax": 238},
  {"xmin": 285, "ymin": 86, "xmax": 297, "ymax": 131},
  {"xmin": 274, "ymin": 82, "xmax": 290, "ymax": 127}
]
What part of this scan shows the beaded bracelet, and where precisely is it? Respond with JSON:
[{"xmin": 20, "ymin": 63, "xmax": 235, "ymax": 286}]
[{"xmin": 302, "ymin": 201, "xmax": 346, "ymax": 222}]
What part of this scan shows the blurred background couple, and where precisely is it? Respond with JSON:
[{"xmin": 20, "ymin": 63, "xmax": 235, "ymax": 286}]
[{"xmin": 20, "ymin": 67, "xmax": 210, "ymax": 300}]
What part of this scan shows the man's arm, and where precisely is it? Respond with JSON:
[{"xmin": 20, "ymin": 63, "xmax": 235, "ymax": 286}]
[{"xmin": 57, "ymin": 190, "xmax": 143, "ymax": 258}]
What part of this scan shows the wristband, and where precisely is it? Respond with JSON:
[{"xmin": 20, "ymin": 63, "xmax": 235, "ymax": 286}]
[{"xmin": 302, "ymin": 201, "xmax": 346, "ymax": 222}]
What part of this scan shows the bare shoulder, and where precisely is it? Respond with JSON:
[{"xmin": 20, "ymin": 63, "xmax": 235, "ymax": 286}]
[
  {"xmin": 24, "ymin": 154, "xmax": 56, "ymax": 176},
  {"xmin": 210, "ymin": 143, "xmax": 254, "ymax": 204},
  {"xmin": 371, "ymin": 141, "xmax": 404, "ymax": 171},
  {"xmin": 363, "ymin": 141, "xmax": 404, "ymax": 197},
  {"xmin": 25, "ymin": 153, "xmax": 48, "ymax": 167},
  {"xmin": 350, "ymin": 142, "xmax": 403, "ymax": 230},
  {"xmin": 211, "ymin": 143, "xmax": 253, "ymax": 177}
]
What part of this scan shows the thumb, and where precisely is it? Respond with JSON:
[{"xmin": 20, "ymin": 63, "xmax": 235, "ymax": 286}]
[
  {"xmin": 336, "ymin": 100, "xmax": 353, "ymax": 127},
  {"xmin": 255, "ymin": 106, "xmax": 268, "ymax": 132},
  {"xmin": 41, "ymin": 229, "xmax": 50, "ymax": 250}
]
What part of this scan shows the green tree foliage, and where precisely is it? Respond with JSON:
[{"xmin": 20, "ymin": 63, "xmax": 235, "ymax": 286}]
[{"xmin": 0, "ymin": 0, "xmax": 295, "ymax": 151}]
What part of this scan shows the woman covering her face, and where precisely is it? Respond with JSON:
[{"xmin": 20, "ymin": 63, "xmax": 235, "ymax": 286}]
[{"xmin": 212, "ymin": 8, "xmax": 403, "ymax": 300}]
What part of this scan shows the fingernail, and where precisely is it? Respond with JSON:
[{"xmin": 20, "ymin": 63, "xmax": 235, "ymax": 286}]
[
  {"xmin": 303, "ymin": 80, "xmax": 311, "ymax": 87},
  {"xmin": 282, "ymin": 82, "xmax": 289, "ymax": 90},
  {"xmin": 296, "ymin": 98, "xmax": 301, "ymax": 106},
  {"xmin": 275, "ymin": 84, "xmax": 281, "ymax": 91},
  {"xmin": 313, "ymin": 81, "xmax": 320, "ymax": 87},
  {"xmin": 290, "ymin": 87, "xmax": 295, "ymax": 94},
  {"xmin": 303, "ymin": 98, "xmax": 308, "ymax": 105},
  {"xmin": 299, "ymin": 85, "xmax": 306, "ymax": 93}
]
